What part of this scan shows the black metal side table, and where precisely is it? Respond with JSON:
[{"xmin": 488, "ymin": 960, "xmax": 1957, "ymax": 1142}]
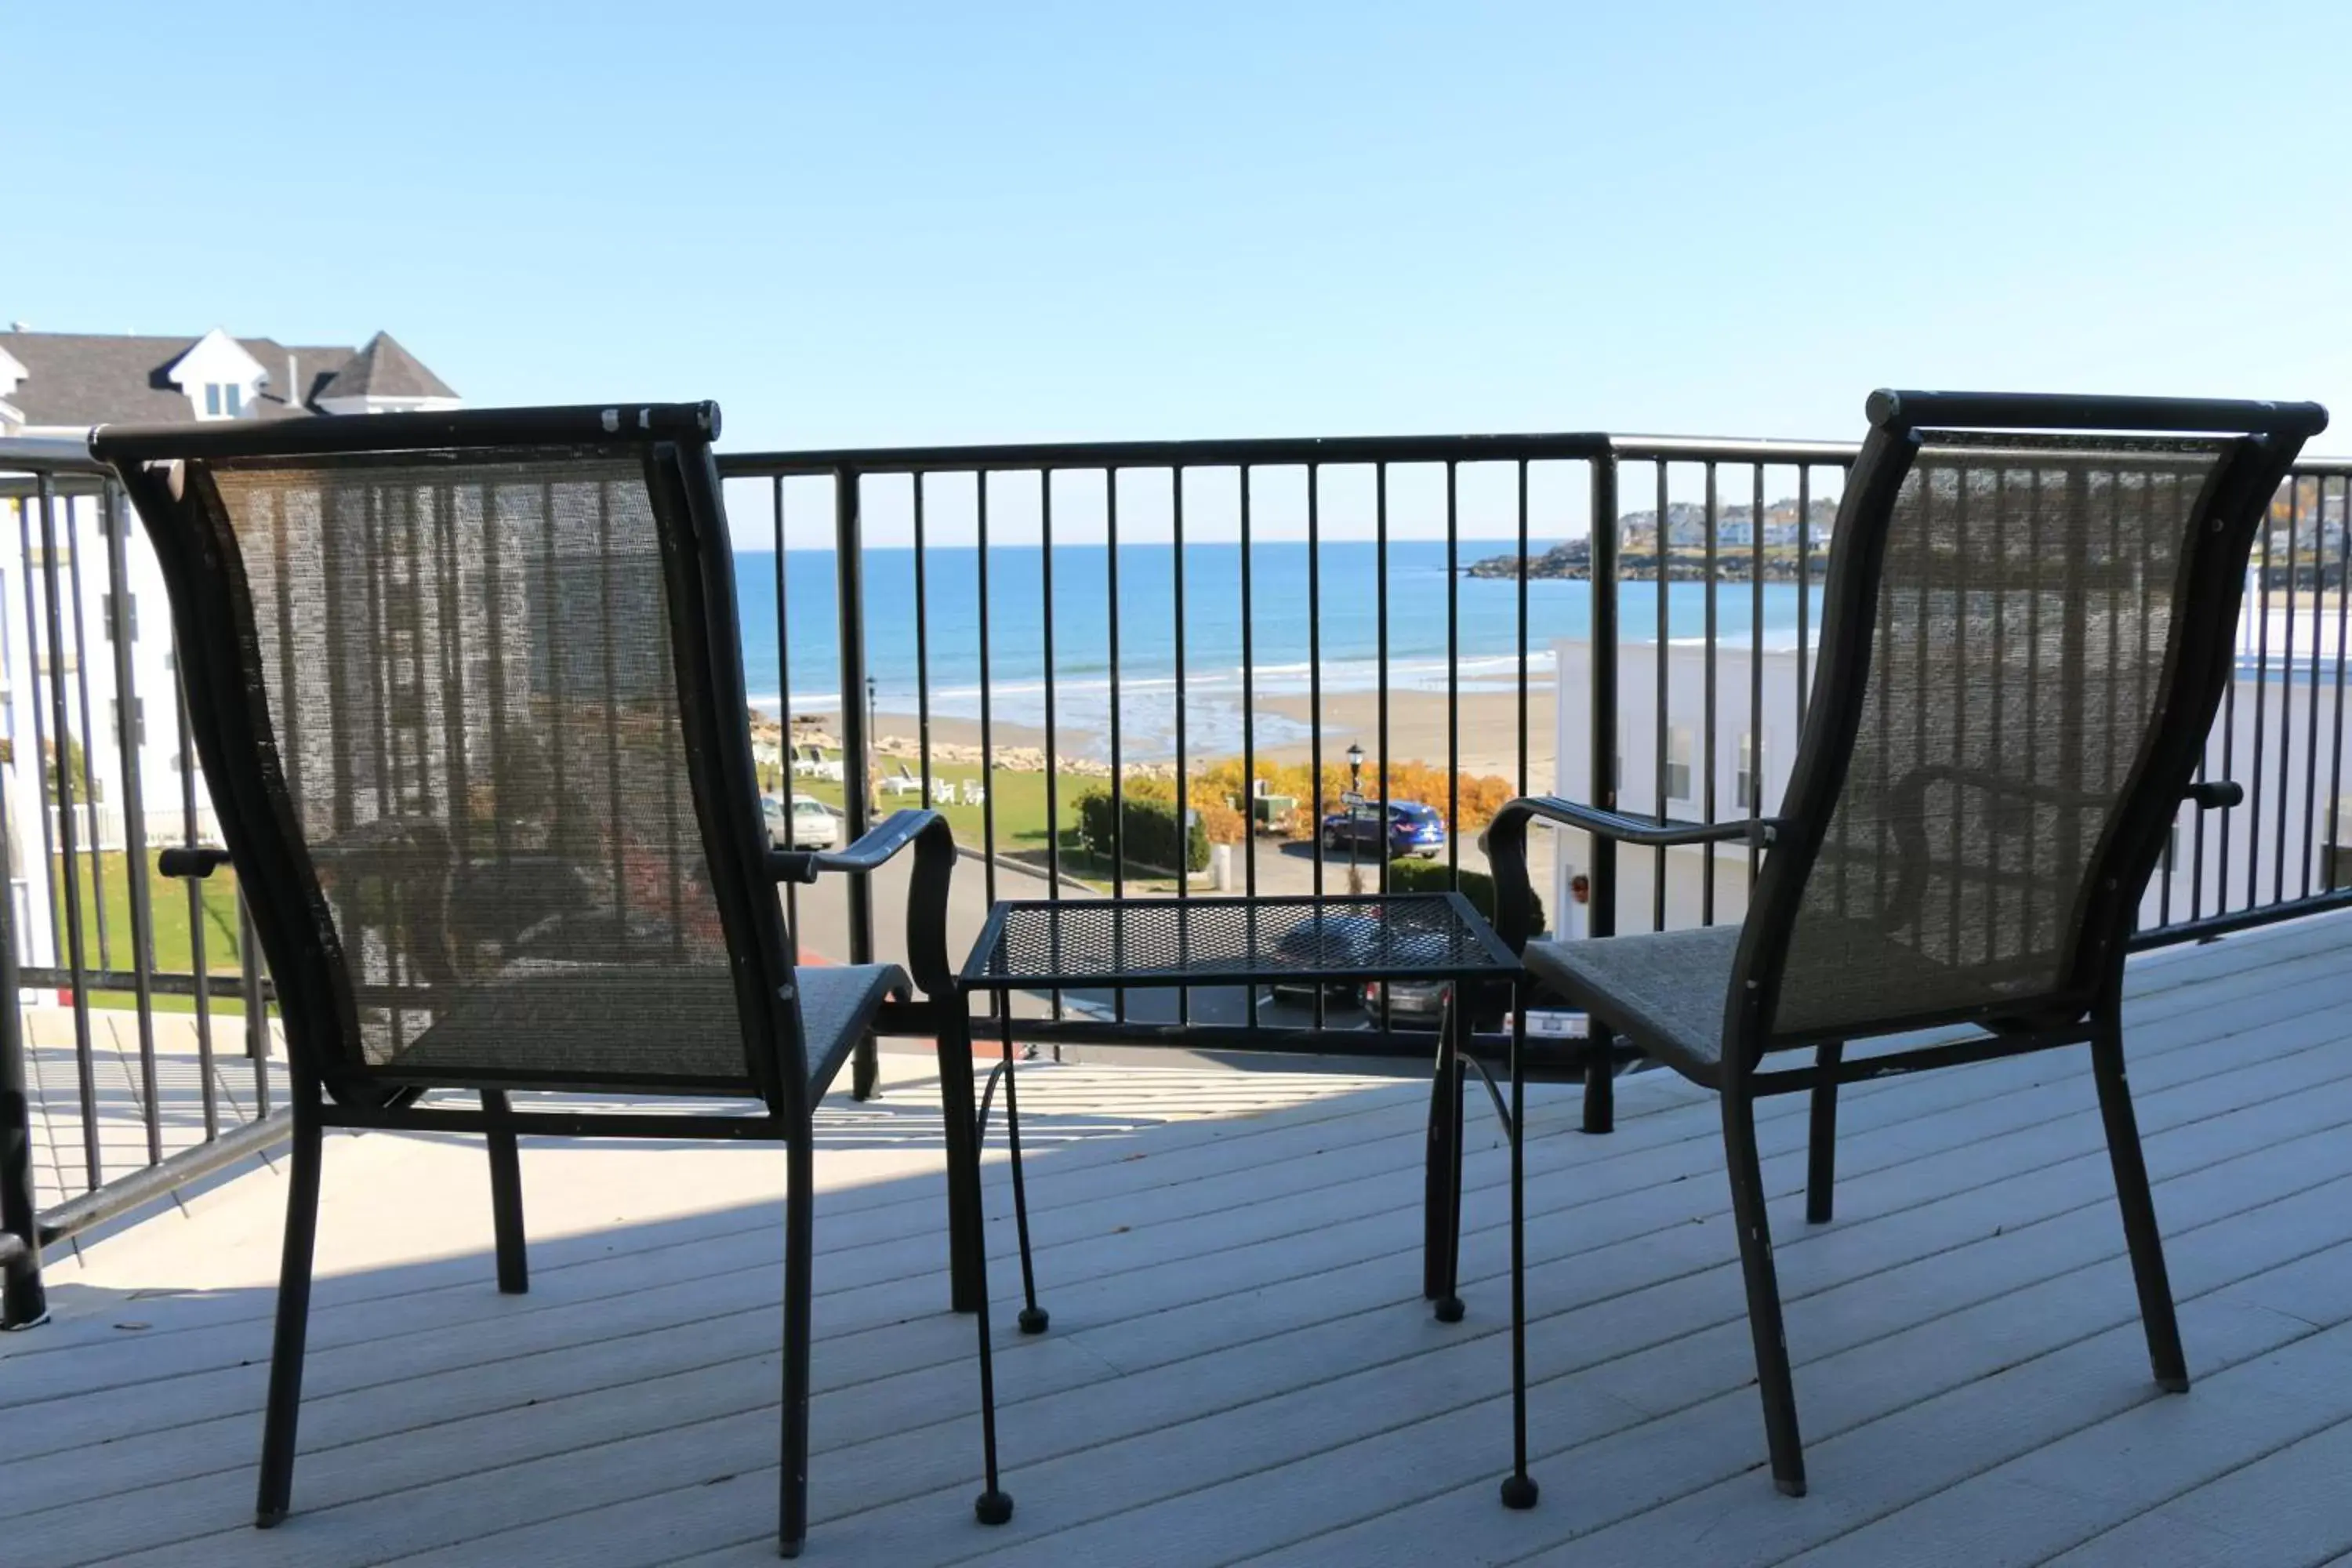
[
  {"xmin": 958, "ymin": 891, "xmax": 1540, "ymax": 1499},
  {"xmin": 956, "ymin": 891, "xmax": 1537, "ymax": 1494}
]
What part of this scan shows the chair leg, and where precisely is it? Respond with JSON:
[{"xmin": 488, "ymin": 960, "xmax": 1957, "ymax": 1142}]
[
  {"xmin": 1499, "ymin": 1002, "xmax": 1539, "ymax": 1510},
  {"xmin": 1425, "ymin": 999, "xmax": 1467, "ymax": 1321},
  {"xmin": 996, "ymin": 1011, "xmax": 1047, "ymax": 1335},
  {"xmin": 779, "ymin": 1137, "xmax": 815, "ymax": 1559},
  {"xmin": 1581, "ymin": 1023, "xmax": 1614, "ymax": 1134},
  {"xmin": 255, "ymin": 1104, "xmax": 324, "ymax": 1527},
  {"xmin": 937, "ymin": 1011, "xmax": 986, "ymax": 1314},
  {"xmin": 851, "ymin": 1031, "xmax": 880, "ymax": 1102},
  {"xmin": 2091, "ymin": 1014, "xmax": 2189, "ymax": 1392},
  {"xmin": 968, "ymin": 1072, "xmax": 1014, "ymax": 1531},
  {"xmin": 1722, "ymin": 1083, "xmax": 1806, "ymax": 1497},
  {"xmin": 1805, "ymin": 1043, "xmax": 1843, "ymax": 1226},
  {"xmin": 483, "ymin": 1091, "xmax": 528, "ymax": 1294}
]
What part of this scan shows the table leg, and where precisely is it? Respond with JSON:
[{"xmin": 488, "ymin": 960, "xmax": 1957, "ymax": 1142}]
[
  {"xmin": 999, "ymin": 1007, "xmax": 1049, "ymax": 1334},
  {"xmin": 1425, "ymin": 985, "xmax": 1467, "ymax": 1321},
  {"xmin": 938, "ymin": 997, "xmax": 985, "ymax": 1313}
]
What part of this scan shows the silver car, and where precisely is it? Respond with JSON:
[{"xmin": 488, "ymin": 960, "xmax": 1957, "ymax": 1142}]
[{"xmin": 762, "ymin": 795, "xmax": 840, "ymax": 850}]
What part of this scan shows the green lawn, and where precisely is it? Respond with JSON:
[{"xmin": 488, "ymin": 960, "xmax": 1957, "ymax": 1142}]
[
  {"xmin": 772, "ymin": 759, "xmax": 1198, "ymax": 891},
  {"xmin": 46, "ymin": 848, "xmax": 252, "ymax": 1013},
  {"xmin": 43, "ymin": 760, "xmax": 1185, "ymax": 1015}
]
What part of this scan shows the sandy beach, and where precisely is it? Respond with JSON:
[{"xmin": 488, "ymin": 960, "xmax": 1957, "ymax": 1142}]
[
  {"xmin": 1258, "ymin": 684, "xmax": 1559, "ymax": 786},
  {"xmin": 783, "ymin": 685, "xmax": 1560, "ymax": 786}
]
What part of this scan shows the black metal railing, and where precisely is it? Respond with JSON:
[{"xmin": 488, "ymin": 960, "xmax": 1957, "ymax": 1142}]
[
  {"xmin": 1, "ymin": 423, "xmax": 2345, "ymax": 1327},
  {"xmin": 715, "ymin": 434, "xmax": 2352, "ymax": 1035},
  {"xmin": 0, "ymin": 440, "xmax": 278, "ymax": 1329}
]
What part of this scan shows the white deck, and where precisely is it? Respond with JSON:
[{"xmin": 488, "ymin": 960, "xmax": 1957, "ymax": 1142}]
[{"xmin": 8, "ymin": 913, "xmax": 2352, "ymax": 1566}]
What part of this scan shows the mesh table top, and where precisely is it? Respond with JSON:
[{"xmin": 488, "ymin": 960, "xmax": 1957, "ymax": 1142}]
[{"xmin": 960, "ymin": 893, "xmax": 1523, "ymax": 992}]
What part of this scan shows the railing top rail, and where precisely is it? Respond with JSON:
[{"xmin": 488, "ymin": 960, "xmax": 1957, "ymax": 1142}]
[
  {"xmin": 719, "ymin": 430, "xmax": 1618, "ymax": 477},
  {"xmin": 720, "ymin": 428, "xmax": 2352, "ymax": 481},
  {"xmin": 0, "ymin": 435, "xmax": 110, "ymax": 477}
]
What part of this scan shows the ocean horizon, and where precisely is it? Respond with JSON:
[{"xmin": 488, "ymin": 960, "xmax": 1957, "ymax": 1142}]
[{"xmin": 737, "ymin": 540, "xmax": 1826, "ymax": 760}]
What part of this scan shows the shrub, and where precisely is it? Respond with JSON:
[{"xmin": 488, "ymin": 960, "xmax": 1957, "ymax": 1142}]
[
  {"xmin": 1192, "ymin": 756, "xmax": 1519, "ymax": 840},
  {"xmin": 1076, "ymin": 788, "xmax": 1210, "ymax": 873},
  {"xmin": 1383, "ymin": 858, "xmax": 1544, "ymax": 936}
]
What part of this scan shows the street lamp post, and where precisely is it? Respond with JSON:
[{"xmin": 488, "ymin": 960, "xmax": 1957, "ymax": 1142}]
[
  {"xmin": 1346, "ymin": 742, "xmax": 1366, "ymax": 896},
  {"xmin": 865, "ymin": 675, "xmax": 878, "ymax": 814}
]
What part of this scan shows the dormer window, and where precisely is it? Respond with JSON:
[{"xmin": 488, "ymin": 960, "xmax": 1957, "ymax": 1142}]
[{"xmin": 204, "ymin": 383, "xmax": 242, "ymax": 418}]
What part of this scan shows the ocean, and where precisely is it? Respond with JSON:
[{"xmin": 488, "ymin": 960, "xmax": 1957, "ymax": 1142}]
[{"xmin": 734, "ymin": 540, "xmax": 1826, "ymax": 760}]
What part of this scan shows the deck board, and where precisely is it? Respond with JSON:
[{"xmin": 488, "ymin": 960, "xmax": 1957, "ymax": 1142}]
[{"xmin": 5, "ymin": 913, "xmax": 2352, "ymax": 1566}]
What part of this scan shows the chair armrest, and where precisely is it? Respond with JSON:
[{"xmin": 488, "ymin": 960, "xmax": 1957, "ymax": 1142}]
[
  {"xmin": 158, "ymin": 846, "xmax": 232, "ymax": 880},
  {"xmin": 1478, "ymin": 797, "xmax": 1786, "ymax": 955},
  {"xmin": 769, "ymin": 810, "xmax": 957, "ymax": 997},
  {"xmin": 1483, "ymin": 796, "xmax": 1785, "ymax": 851},
  {"xmin": 2185, "ymin": 780, "xmax": 2242, "ymax": 811}
]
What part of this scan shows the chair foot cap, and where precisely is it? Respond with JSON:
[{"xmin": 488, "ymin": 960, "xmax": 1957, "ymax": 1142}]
[
  {"xmin": 256, "ymin": 1509, "xmax": 287, "ymax": 1530},
  {"xmin": 1433, "ymin": 1295, "xmax": 1466, "ymax": 1324},
  {"xmin": 2158, "ymin": 1374, "xmax": 2190, "ymax": 1394},
  {"xmin": 778, "ymin": 1535, "xmax": 804, "ymax": 1559},
  {"xmin": 1774, "ymin": 1475, "xmax": 1808, "ymax": 1498},
  {"xmin": 975, "ymin": 1490, "xmax": 1014, "ymax": 1526},
  {"xmin": 1500, "ymin": 1474, "xmax": 1540, "ymax": 1510},
  {"xmin": 1018, "ymin": 1306, "xmax": 1050, "ymax": 1334}
]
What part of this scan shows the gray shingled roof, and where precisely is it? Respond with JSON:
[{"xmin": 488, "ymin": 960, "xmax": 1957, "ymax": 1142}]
[
  {"xmin": 0, "ymin": 329, "xmax": 451, "ymax": 426},
  {"xmin": 316, "ymin": 332, "xmax": 458, "ymax": 402}
]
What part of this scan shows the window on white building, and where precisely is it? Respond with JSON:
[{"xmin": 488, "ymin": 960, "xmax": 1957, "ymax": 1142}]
[
  {"xmin": 1737, "ymin": 731, "xmax": 1764, "ymax": 811},
  {"xmin": 1664, "ymin": 726, "xmax": 1693, "ymax": 803},
  {"xmin": 201, "ymin": 382, "xmax": 242, "ymax": 417},
  {"xmin": 205, "ymin": 384, "xmax": 221, "ymax": 416},
  {"xmin": 103, "ymin": 594, "xmax": 136, "ymax": 644}
]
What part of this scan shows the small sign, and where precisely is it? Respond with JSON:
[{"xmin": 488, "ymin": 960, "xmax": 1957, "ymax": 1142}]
[
  {"xmin": 1340, "ymin": 790, "xmax": 1367, "ymax": 807},
  {"xmin": 1525, "ymin": 1009, "xmax": 1588, "ymax": 1039}
]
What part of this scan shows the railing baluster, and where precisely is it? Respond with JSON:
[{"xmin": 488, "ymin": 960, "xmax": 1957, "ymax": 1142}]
[
  {"xmin": 1653, "ymin": 461, "xmax": 1669, "ymax": 933},
  {"xmin": 2328, "ymin": 476, "xmax": 2350, "ymax": 892},
  {"xmin": 774, "ymin": 477, "xmax": 798, "ymax": 964},
  {"xmin": 1171, "ymin": 466, "xmax": 1187, "ymax": 1026},
  {"xmin": 1588, "ymin": 454, "xmax": 1619, "ymax": 940},
  {"xmin": 1106, "ymin": 466, "xmax": 1124, "ymax": 1025},
  {"xmin": 101, "ymin": 481, "xmax": 161, "ymax": 1167},
  {"xmin": 63, "ymin": 488, "xmax": 107, "ymax": 975},
  {"xmin": 176, "ymin": 656, "xmax": 218, "ymax": 1142},
  {"xmin": 2302, "ymin": 473, "xmax": 2325, "ymax": 899},
  {"xmin": 1700, "ymin": 461, "xmax": 1717, "ymax": 927},
  {"xmin": 915, "ymin": 474, "xmax": 931, "ymax": 809},
  {"xmin": 36, "ymin": 475, "xmax": 98, "ymax": 1191},
  {"xmin": 1240, "ymin": 465, "xmax": 1256, "ymax": 919},
  {"xmin": 1749, "ymin": 463, "xmax": 1764, "ymax": 891},
  {"xmin": 1307, "ymin": 463, "xmax": 1324, "ymax": 1030},
  {"xmin": 1040, "ymin": 471, "xmax": 1061, "ymax": 1023},
  {"xmin": 1446, "ymin": 460, "xmax": 1460, "ymax": 891}
]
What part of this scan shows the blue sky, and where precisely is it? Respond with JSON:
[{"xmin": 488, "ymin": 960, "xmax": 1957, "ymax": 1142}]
[{"xmin": 9, "ymin": 2, "xmax": 2349, "ymax": 468}]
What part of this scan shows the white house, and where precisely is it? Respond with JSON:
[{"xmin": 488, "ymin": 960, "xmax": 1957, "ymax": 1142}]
[
  {"xmin": 1551, "ymin": 623, "xmax": 2352, "ymax": 945},
  {"xmin": 0, "ymin": 326, "xmax": 459, "ymax": 969}
]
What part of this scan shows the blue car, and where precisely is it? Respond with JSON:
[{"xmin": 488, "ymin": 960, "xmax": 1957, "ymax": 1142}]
[{"xmin": 1319, "ymin": 800, "xmax": 1446, "ymax": 860}]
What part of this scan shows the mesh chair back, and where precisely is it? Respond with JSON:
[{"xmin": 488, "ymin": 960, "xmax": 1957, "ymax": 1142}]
[
  {"xmin": 1751, "ymin": 418, "xmax": 2296, "ymax": 1047},
  {"xmin": 107, "ymin": 414, "xmax": 791, "ymax": 1103}
]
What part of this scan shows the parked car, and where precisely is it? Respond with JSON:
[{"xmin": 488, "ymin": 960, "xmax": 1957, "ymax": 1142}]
[
  {"xmin": 1357, "ymin": 976, "xmax": 1452, "ymax": 1029},
  {"xmin": 763, "ymin": 794, "xmax": 841, "ymax": 850},
  {"xmin": 1262, "ymin": 911, "xmax": 1450, "ymax": 1007},
  {"xmin": 1319, "ymin": 800, "xmax": 1447, "ymax": 859},
  {"xmin": 1358, "ymin": 974, "xmax": 1523, "ymax": 1032}
]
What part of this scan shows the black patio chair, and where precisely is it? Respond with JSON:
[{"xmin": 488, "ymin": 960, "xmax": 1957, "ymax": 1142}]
[
  {"xmin": 1483, "ymin": 390, "xmax": 2325, "ymax": 1508},
  {"xmin": 93, "ymin": 404, "xmax": 1028, "ymax": 1556}
]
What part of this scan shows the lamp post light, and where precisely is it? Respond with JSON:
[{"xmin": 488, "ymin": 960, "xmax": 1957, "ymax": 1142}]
[
  {"xmin": 865, "ymin": 675, "xmax": 878, "ymax": 814},
  {"xmin": 1346, "ymin": 742, "xmax": 1366, "ymax": 895}
]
